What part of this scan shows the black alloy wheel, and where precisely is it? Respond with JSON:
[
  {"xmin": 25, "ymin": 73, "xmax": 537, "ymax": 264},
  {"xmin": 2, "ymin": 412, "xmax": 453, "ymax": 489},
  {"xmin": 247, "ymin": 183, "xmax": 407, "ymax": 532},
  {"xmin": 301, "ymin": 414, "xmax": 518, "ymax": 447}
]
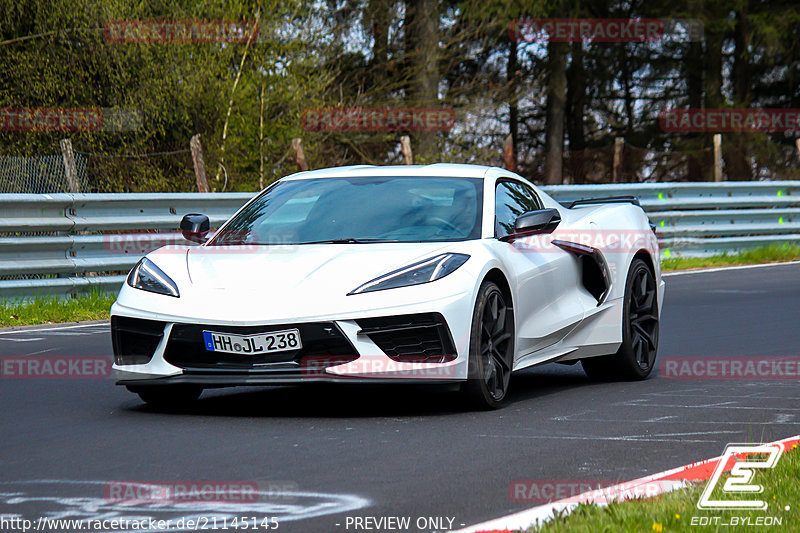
[
  {"xmin": 582, "ymin": 258, "xmax": 659, "ymax": 381},
  {"xmin": 463, "ymin": 281, "xmax": 515, "ymax": 409}
]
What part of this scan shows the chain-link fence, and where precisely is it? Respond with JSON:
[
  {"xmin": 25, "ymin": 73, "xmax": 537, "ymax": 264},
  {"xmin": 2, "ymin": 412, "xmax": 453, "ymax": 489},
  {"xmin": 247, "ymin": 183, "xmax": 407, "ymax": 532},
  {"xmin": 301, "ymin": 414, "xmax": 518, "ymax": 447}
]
[
  {"xmin": 0, "ymin": 146, "xmax": 195, "ymax": 194},
  {"xmin": 79, "ymin": 148, "xmax": 195, "ymax": 193},
  {"xmin": 2, "ymin": 138, "xmax": 799, "ymax": 192},
  {"xmin": 0, "ymin": 153, "xmax": 88, "ymax": 193}
]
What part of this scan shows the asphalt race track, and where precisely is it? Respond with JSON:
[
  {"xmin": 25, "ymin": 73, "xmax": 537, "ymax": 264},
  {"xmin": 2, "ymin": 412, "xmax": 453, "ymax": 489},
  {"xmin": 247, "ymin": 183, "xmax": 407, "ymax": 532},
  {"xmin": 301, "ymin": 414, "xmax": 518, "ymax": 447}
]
[{"xmin": 1, "ymin": 263, "xmax": 799, "ymax": 532}]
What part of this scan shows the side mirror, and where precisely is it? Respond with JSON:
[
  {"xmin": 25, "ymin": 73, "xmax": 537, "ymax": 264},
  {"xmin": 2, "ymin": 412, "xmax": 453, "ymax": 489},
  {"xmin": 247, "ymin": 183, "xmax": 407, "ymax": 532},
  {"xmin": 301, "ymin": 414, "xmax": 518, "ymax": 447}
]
[
  {"xmin": 180, "ymin": 213, "xmax": 210, "ymax": 243},
  {"xmin": 500, "ymin": 208, "xmax": 561, "ymax": 242}
]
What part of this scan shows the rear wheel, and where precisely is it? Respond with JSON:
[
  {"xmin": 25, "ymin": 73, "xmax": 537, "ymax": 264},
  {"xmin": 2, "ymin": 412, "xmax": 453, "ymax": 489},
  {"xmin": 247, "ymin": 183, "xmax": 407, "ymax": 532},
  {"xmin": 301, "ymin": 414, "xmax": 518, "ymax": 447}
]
[
  {"xmin": 582, "ymin": 258, "xmax": 659, "ymax": 381},
  {"xmin": 462, "ymin": 281, "xmax": 514, "ymax": 409},
  {"xmin": 127, "ymin": 385, "xmax": 203, "ymax": 407}
]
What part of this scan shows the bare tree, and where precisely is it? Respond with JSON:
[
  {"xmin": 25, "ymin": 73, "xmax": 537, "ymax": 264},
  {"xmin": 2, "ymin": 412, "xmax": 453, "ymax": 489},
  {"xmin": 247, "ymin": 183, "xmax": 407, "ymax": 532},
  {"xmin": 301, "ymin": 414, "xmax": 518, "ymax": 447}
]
[
  {"xmin": 404, "ymin": 0, "xmax": 440, "ymax": 160},
  {"xmin": 543, "ymin": 40, "xmax": 568, "ymax": 184}
]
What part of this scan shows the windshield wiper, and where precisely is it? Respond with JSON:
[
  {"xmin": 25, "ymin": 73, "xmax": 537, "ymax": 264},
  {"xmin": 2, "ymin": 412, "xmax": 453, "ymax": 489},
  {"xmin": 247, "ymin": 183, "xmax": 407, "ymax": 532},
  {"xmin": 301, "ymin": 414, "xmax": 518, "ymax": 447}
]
[{"xmin": 296, "ymin": 238, "xmax": 400, "ymax": 244}]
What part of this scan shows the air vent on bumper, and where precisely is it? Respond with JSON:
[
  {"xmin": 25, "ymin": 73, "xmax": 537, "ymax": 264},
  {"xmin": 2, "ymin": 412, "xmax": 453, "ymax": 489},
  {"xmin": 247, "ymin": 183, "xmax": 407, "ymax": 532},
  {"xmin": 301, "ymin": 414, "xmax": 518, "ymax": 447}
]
[
  {"xmin": 111, "ymin": 316, "xmax": 166, "ymax": 365},
  {"xmin": 356, "ymin": 313, "xmax": 457, "ymax": 363}
]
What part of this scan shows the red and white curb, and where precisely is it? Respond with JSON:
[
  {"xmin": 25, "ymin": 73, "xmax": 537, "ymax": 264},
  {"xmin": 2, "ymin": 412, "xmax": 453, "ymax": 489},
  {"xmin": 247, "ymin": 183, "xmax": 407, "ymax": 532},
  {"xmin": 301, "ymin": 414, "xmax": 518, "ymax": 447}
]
[{"xmin": 456, "ymin": 434, "xmax": 800, "ymax": 533}]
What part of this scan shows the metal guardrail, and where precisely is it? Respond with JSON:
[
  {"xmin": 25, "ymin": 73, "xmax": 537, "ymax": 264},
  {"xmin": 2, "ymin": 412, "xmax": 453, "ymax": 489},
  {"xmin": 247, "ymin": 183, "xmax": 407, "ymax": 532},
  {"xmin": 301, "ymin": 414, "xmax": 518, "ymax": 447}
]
[
  {"xmin": 0, "ymin": 193, "xmax": 251, "ymax": 299},
  {"xmin": 0, "ymin": 182, "xmax": 798, "ymax": 299},
  {"xmin": 544, "ymin": 181, "xmax": 800, "ymax": 257}
]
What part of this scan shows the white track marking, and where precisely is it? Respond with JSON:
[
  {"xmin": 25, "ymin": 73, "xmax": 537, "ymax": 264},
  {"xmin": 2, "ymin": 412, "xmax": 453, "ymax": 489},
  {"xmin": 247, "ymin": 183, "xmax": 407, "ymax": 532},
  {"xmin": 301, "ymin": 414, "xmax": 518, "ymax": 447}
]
[
  {"xmin": 548, "ymin": 417, "xmax": 795, "ymax": 426},
  {"xmin": 645, "ymin": 389, "xmax": 781, "ymax": 396},
  {"xmin": 643, "ymin": 388, "xmax": 720, "ymax": 395},
  {"xmin": 550, "ymin": 409, "xmax": 595, "ymax": 421},
  {"xmin": 478, "ymin": 430, "xmax": 739, "ymax": 443},
  {"xmin": 663, "ymin": 260, "xmax": 800, "ymax": 277},
  {"xmin": 645, "ymin": 392, "xmax": 800, "ymax": 400},
  {"xmin": 628, "ymin": 402, "xmax": 800, "ymax": 411},
  {"xmin": 38, "ymin": 331, "xmax": 106, "ymax": 336},
  {"xmin": 24, "ymin": 348, "xmax": 57, "ymax": 355},
  {"xmin": 622, "ymin": 399, "xmax": 738, "ymax": 408},
  {"xmin": 0, "ymin": 323, "xmax": 108, "ymax": 336},
  {"xmin": 0, "ymin": 479, "xmax": 370, "ymax": 532},
  {"xmin": 708, "ymin": 289, "xmax": 765, "ymax": 294},
  {"xmin": 642, "ymin": 415, "xmax": 678, "ymax": 422}
]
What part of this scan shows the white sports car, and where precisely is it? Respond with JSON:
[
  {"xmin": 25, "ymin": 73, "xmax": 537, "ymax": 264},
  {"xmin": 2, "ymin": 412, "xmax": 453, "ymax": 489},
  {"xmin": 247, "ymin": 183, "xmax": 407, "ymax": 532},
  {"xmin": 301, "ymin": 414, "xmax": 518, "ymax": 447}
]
[{"xmin": 112, "ymin": 164, "xmax": 664, "ymax": 409}]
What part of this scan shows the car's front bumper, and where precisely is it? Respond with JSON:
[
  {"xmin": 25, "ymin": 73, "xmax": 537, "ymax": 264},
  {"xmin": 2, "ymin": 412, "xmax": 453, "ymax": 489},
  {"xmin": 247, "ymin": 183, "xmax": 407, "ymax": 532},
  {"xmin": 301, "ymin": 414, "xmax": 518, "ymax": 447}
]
[{"xmin": 112, "ymin": 291, "xmax": 474, "ymax": 386}]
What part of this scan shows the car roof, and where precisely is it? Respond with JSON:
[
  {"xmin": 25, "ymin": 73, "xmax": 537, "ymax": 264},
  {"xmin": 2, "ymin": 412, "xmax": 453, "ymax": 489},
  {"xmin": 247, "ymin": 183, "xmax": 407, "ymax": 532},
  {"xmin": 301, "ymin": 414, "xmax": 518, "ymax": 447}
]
[{"xmin": 282, "ymin": 163, "xmax": 494, "ymax": 180}]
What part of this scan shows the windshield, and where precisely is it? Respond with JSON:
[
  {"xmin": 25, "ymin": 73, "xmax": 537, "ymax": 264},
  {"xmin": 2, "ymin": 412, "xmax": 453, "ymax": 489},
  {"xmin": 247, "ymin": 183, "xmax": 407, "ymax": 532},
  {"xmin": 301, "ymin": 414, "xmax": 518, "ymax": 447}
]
[{"xmin": 209, "ymin": 176, "xmax": 483, "ymax": 245}]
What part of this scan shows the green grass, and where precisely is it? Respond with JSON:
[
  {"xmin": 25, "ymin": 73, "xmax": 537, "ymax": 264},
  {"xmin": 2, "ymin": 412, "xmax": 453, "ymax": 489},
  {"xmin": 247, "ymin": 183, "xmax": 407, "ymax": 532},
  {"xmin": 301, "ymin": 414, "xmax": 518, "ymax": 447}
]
[
  {"xmin": 0, "ymin": 291, "xmax": 116, "ymax": 327},
  {"xmin": 662, "ymin": 244, "xmax": 800, "ymax": 271},
  {"xmin": 529, "ymin": 445, "xmax": 799, "ymax": 533}
]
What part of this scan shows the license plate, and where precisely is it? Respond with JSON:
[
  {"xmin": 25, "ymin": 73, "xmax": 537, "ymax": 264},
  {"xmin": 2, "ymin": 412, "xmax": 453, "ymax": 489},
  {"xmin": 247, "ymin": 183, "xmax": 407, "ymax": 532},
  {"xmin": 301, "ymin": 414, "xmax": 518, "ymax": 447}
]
[{"xmin": 202, "ymin": 329, "xmax": 302, "ymax": 355}]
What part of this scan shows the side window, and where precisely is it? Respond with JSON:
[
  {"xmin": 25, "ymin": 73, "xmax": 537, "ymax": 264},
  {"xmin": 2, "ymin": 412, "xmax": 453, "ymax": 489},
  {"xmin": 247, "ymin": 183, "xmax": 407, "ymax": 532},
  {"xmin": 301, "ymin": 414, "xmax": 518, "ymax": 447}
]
[{"xmin": 494, "ymin": 181, "xmax": 542, "ymax": 238}]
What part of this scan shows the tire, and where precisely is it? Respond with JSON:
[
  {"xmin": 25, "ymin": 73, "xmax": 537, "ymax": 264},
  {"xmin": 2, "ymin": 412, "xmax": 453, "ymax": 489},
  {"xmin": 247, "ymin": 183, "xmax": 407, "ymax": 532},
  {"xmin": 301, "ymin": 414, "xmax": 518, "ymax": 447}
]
[
  {"xmin": 462, "ymin": 281, "xmax": 515, "ymax": 409},
  {"xmin": 127, "ymin": 385, "xmax": 203, "ymax": 407},
  {"xmin": 582, "ymin": 258, "xmax": 659, "ymax": 381}
]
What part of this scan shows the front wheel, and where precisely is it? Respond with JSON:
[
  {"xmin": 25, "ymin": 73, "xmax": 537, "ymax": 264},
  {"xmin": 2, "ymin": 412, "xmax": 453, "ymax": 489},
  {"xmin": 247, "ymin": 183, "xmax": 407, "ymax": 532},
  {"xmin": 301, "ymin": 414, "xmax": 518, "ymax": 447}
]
[
  {"xmin": 462, "ymin": 281, "xmax": 515, "ymax": 409},
  {"xmin": 582, "ymin": 258, "xmax": 659, "ymax": 381},
  {"xmin": 127, "ymin": 385, "xmax": 203, "ymax": 407}
]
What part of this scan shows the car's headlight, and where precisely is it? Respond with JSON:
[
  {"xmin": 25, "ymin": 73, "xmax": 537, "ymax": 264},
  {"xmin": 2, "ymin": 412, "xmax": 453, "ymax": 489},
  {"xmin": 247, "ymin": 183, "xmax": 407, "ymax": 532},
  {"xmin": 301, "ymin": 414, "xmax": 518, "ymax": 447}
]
[
  {"xmin": 126, "ymin": 258, "xmax": 180, "ymax": 298},
  {"xmin": 348, "ymin": 253, "xmax": 469, "ymax": 295}
]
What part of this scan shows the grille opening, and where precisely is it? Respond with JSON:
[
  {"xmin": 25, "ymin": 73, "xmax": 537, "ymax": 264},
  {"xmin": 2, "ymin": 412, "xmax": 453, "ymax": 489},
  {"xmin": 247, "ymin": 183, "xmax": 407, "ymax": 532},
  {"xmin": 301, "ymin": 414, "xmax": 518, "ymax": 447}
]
[
  {"xmin": 111, "ymin": 316, "xmax": 165, "ymax": 366},
  {"xmin": 163, "ymin": 322, "xmax": 358, "ymax": 372},
  {"xmin": 356, "ymin": 313, "xmax": 457, "ymax": 363}
]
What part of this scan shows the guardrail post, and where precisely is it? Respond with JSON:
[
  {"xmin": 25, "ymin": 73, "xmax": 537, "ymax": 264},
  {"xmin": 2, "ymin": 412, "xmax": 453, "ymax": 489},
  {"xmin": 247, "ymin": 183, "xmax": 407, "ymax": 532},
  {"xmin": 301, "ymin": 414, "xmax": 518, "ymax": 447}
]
[
  {"xmin": 59, "ymin": 138, "xmax": 80, "ymax": 193},
  {"xmin": 190, "ymin": 134, "xmax": 210, "ymax": 193},
  {"xmin": 612, "ymin": 137, "xmax": 623, "ymax": 183},
  {"xmin": 713, "ymin": 134, "xmax": 723, "ymax": 182},
  {"xmin": 292, "ymin": 138, "xmax": 310, "ymax": 171},
  {"xmin": 503, "ymin": 134, "xmax": 516, "ymax": 172},
  {"xmin": 400, "ymin": 135, "xmax": 414, "ymax": 165}
]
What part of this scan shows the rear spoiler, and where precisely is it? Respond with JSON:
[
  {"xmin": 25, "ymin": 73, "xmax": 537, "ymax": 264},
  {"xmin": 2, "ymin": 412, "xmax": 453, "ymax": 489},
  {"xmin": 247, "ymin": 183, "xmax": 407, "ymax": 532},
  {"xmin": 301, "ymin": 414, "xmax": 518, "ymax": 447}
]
[{"xmin": 559, "ymin": 195, "xmax": 641, "ymax": 209}]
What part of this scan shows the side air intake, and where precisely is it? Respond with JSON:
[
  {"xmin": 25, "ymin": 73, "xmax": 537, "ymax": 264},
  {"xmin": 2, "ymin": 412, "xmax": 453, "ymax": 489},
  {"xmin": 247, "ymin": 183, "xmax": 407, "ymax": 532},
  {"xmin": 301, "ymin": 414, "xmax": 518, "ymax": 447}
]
[{"xmin": 552, "ymin": 240, "xmax": 612, "ymax": 305}]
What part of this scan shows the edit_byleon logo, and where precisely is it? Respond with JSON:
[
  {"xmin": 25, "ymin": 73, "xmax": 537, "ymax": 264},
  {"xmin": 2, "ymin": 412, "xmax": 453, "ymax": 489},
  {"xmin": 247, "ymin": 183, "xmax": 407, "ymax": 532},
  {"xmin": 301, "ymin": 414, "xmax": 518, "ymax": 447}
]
[{"xmin": 697, "ymin": 443, "xmax": 782, "ymax": 511}]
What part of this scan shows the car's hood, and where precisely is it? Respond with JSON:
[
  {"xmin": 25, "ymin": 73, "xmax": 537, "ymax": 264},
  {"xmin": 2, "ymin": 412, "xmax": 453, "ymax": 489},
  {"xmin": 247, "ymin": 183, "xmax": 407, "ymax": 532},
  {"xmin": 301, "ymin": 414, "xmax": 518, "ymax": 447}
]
[
  {"xmin": 116, "ymin": 240, "xmax": 480, "ymax": 324},
  {"xmin": 185, "ymin": 242, "xmax": 454, "ymax": 298}
]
